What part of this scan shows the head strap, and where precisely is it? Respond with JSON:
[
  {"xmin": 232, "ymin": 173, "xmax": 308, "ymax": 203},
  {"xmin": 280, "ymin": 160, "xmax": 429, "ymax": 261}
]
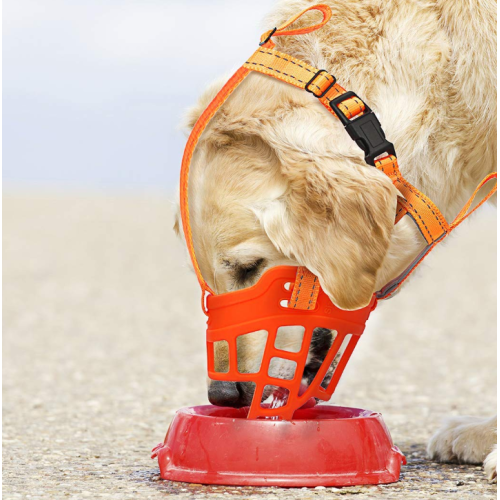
[
  {"xmin": 180, "ymin": 5, "xmax": 335, "ymax": 304},
  {"xmin": 179, "ymin": 4, "xmax": 497, "ymax": 312}
]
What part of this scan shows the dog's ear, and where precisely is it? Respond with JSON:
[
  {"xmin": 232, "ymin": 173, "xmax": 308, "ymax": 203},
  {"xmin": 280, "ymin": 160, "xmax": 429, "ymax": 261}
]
[{"xmin": 255, "ymin": 109, "xmax": 399, "ymax": 310}]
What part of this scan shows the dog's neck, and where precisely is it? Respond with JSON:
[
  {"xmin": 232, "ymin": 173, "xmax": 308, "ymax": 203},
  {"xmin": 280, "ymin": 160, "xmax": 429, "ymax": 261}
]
[{"xmin": 375, "ymin": 215, "xmax": 427, "ymax": 293}]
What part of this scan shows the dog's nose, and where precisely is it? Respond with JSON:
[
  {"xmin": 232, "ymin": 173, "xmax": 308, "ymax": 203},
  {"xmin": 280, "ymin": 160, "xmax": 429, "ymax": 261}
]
[{"xmin": 208, "ymin": 380, "xmax": 241, "ymax": 407}]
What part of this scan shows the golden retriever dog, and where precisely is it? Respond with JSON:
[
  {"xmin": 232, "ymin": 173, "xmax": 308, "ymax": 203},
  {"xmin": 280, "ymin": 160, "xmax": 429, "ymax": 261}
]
[{"xmin": 174, "ymin": 0, "xmax": 496, "ymax": 480}]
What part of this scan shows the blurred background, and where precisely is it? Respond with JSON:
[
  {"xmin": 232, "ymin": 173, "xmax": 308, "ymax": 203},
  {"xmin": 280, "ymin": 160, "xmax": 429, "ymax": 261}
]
[
  {"xmin": 3, "ymin": 1, "xmax": 497, "ymax": 498},
  {"xmin": 4, "ymin": 0, "xmax": 271, "ymax": 191}
]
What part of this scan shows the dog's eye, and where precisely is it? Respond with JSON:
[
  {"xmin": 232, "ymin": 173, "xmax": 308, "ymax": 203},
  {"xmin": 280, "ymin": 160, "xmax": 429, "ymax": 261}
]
[{"xmin": 235, "ymin": 258, "xmax": 266, "ymax": 283}]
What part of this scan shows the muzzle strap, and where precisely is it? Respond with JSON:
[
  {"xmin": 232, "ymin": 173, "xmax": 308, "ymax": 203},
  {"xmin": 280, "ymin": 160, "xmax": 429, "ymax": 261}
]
[
  {"xmin": 376, "ymin": 170, "xmax": 497, "ymax": 299},
  {"xmin": 244, "ymin": 49, "xmax": 366, "ymax": 122},
  {"xmin": 374, "ymin": 155, "xmax": 449, "ymax": 244},
  {"xmin": 289, "ymin": 267, "xmax": 321, "ymax": 310},
  {"xmin": 180, "ymin": 3, "xmax": 497, "ymax": 312},
  {"xmin": 243, "ymin": 25, "xmax": 496, "ymax": 303},
  {"xmin": 180, "ymin": 67, "xmax": 251, "ymax": 301}
]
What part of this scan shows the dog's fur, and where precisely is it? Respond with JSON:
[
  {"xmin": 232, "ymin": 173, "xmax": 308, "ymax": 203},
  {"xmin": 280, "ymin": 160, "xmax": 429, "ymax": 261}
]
[{"xmin": 175, "ymin": 0, "xmax": 496, "ymax": 480}]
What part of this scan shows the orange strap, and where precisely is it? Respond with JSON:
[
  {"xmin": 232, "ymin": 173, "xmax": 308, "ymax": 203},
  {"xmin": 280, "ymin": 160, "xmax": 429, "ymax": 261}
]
[
  {"xmin": 289, "ymin": 267, "xmax": 321, "ymax": 310},
  {"xmin": 374, "ymin": 155, "xmax": 449, "ymax": 244},
  {"xmin": 244, "ymin": 48, "xmax": 366, "ymax": 122},
  {"xmin": 259, "ymin": 4, "xmax": 332, "ymax": 44},
  {"xmin": 376, "ymin": 171, "xmax": 497, "ymax": 299},
  {"xmin": 450, "ymin": 172, "xmax": 497, "ymax": 229},
  {"xmin": 180, "ymin": 5, "xmax": 336, "ymax": 307},
  {"xmin": 180, "ymin": 67, "xmax": 250, "ymax": 302},
  {"xmin": 179, "ymin": 3, "xmax": 497, "ymax": 312}
]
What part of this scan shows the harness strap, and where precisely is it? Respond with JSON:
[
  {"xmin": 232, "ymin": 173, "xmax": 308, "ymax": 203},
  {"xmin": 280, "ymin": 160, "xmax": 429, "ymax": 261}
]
[
  {"xmin": 289, "ymin": 267, "xmax": 321, "ymax": 310},
  {"xmin": 180, "ymin": 5, "xmax": 334, "ymax": 305},
  {"xmin": 377, "ymin": 172, "xmax": 497, "ymax": 299},
  {"xmin": 244, "ymin": 49, "xmax": 366, "ymax": 122},
  {"xmin": 259, "ymin": 3, "xmax": 332, "ymax": 43},
  {"xmin": 180, "ymin": 67, "xmax": 251, "ymax": 300},
  {"xmin": 179, "ymin": 4, "xmax": 497, "ymax": 313},
  {"xmin": 244, "ymin": 50, "xmax": 449, "ymax": 246},
  {"xmin": 374, "ymin": 155, "xmax": 450, "ymax": 244},
  {"xmin": 243, "ymin": 17, "xmax": 496, "ymax": 306}
]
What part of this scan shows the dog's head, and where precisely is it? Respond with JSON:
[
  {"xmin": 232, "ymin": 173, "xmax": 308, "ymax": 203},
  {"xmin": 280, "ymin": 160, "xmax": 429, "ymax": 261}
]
[{"xmin": 175, "ymin": 74, "xmax": 399, "ymax": 406}]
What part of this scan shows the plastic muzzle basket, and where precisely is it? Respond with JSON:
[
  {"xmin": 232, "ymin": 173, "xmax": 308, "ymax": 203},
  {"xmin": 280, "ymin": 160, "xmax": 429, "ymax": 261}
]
[{"xmin": 207, "ymin": 266, "xmax": 377, "ymax": 419}]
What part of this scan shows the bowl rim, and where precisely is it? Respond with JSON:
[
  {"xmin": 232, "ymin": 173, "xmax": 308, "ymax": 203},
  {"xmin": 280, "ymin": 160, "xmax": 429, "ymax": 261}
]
[{"xmin": 176, "ymin": 404, "xmax": 380, "ymax": 422}]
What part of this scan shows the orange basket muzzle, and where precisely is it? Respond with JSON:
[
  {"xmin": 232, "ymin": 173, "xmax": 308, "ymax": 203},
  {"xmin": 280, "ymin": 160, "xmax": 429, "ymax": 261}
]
[{"xmin": 206, "ymin": 266, "xmax": 377, "ymax": 419}]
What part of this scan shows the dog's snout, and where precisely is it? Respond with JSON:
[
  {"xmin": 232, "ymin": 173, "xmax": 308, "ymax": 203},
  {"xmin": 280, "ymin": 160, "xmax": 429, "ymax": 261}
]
[{"xmin": 208, "ymin": 380, "xmax": 241, "ymax": 407}]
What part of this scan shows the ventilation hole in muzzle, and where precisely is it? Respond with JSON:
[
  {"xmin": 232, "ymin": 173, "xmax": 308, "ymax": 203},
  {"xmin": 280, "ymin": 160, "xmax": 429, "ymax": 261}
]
[
  {"xmin": 236, "ymin": 330, "xmax": 268, "ymax": 374},
  {"xmin": 261, "ymin": 385, "xmax": 290, "ymax": 410},
  {"xmin": 268, "ymin": 357, "xmax": 297, "ymax": 380},
  {"xmin": 212, "ymin": 340, "xmax": 230, "ymax": 373},
  {"xmin": 275, "ymin": 325, "xmax": 305, "ymax": 353},
  {"xmin": 283, "ymin": 282, "xmax": 292, "ymax": 291},
  {"xmin": 320, "ymin": 333, "xmax": 353, "ymax": 389},
  {"xmin": 279, "ymin": 299, "xmax": 289, "ymax": 307}
]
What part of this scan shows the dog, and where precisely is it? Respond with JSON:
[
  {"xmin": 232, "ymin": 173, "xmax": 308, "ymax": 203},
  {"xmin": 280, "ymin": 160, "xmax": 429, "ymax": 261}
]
[{"xmin": 174, "ymin": 0, "xmax": 497, "ymax": 480}]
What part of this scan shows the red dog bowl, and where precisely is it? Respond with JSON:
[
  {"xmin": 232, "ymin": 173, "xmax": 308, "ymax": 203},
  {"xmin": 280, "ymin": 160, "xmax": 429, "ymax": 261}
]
[{"xmin": 152, "ymin": 405, "xmax": 406, "ymax": 487}]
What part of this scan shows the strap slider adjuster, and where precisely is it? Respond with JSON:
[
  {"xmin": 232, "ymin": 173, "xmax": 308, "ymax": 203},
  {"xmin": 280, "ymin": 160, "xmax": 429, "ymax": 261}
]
[
  {"xmin": 305, "ymin": 69, "xmax": 336, "ymax": 98},
  {"xmin": 330, "ymin": 91, "xmax": 396, "ymax": 165}
]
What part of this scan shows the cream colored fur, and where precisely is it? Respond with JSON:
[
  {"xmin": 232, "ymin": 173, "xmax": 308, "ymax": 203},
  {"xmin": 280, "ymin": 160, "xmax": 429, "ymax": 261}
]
[
  {"xmin": 428, "ymin": 416, "xmax": 497, "ymax": 482},
  {"xmin": 175, "ymin": 0, "xmax": 496, "ymax": 480}
]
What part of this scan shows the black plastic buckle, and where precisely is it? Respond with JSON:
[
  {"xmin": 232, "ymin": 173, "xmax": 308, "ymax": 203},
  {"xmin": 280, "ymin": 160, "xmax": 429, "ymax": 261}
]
[
  {"xmin": 330, "ymin": 91, "xmax": 396, "ymax": 165},
  {"xmin": 305, "ymin": 69, "xmax": 336, "ymax": 98},
  {"xmin": 259, "ymin": 27, "xmax": 277, "ymax": 46}
]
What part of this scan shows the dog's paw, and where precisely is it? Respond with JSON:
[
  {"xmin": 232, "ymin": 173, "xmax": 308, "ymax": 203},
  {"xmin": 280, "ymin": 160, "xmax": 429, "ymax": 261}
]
[
  {"xmin": 484, "ymin": 445, "xmax": 497, "ymax": 483},
  {"xmin": 427, "ymin": 415, "xmax": 497, "ymax": 465}
]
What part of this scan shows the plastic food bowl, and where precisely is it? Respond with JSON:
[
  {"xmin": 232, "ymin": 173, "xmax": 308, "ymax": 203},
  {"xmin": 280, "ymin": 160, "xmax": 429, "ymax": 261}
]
[{"xmin": 152, "ymin": 405, "xmax": 406, "ymax": 487}]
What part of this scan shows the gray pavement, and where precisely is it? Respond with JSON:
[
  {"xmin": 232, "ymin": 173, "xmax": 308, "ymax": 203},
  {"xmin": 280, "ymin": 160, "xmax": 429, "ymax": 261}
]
[{"xmin": 3, "ymin": 193, "xmax": 497, "ymax": 499}]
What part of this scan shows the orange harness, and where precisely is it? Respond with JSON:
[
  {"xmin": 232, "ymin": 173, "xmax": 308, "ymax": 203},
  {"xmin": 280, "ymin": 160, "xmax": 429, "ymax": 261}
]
[{"xmin": 179, "ymin": 4, "xmax": 496, "ymax": 418}]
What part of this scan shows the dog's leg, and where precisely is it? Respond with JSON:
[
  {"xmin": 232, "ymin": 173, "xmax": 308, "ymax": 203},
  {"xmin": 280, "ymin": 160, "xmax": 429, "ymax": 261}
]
[
  {"xmin": 427, "ymin": 415, "xmax": 497, "ymax": 481},
  {"xmin": 484, "ymin": 444, "xmax": 497, "ymax": 482}
]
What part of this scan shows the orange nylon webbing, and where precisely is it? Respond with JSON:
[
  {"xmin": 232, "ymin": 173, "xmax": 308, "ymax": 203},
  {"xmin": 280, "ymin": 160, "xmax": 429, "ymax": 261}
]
[
  {"xmin": 375, "ymin": 171, "xmax": 497, "ymax": 299},
  {"xmin": 179, "ymin": 5, "xmax": 333, "ymax": 310},
  {"xmin": 374, "ymin": 155, "xmax": 449, "ymax": 244},
  {"xmin": 180, "ymin": 67, "xmax": 251, "ymax": 299},
  {"xmin": 179, "ymin": 3, "xmax": 497, "ymax": 312},
  {"xmin": 244, "ymin": 48, "xmax": 366, "ymax": 121},
  {"xmin": 289, "ymin": 267, "xmax": 321, "ymax": 310},
  {"xmin": 450, "ymin": 172, "xmax": 497, "ymax": 229},
  {"xmin": 244, "ymin": 36, "xmax": 495, "ymax": 305},
  {"xmin": 260, "ymin": 4, "xmax": 332, "ymax": 44}
]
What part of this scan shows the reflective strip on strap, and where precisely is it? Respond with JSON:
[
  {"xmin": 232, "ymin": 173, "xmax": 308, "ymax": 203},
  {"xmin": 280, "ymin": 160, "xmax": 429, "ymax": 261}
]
[
  {"xmin": 289, "ymin": 267, "xmax": 321, "ymax": 310},
  {"xmin": 178, "ymin": 2, "xmax": 497, "ymax": 312},
  {"xmin": 377, "ymin": 172, "xmax": 497, "ymax": 300},
  {"xmin": 244, "ymin": 48, "xmax": 365, "ymax": 120},
  {"xmin": 375, "ymin": 155, "xmax": 449, "ymax": 244},
  {"xmin": 245, "ymin": 44, "xmax": 497, "ymax": 306},
  {"xmin": 180, "ymin": 67, "xmax": 251, "ymax": 301}
]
